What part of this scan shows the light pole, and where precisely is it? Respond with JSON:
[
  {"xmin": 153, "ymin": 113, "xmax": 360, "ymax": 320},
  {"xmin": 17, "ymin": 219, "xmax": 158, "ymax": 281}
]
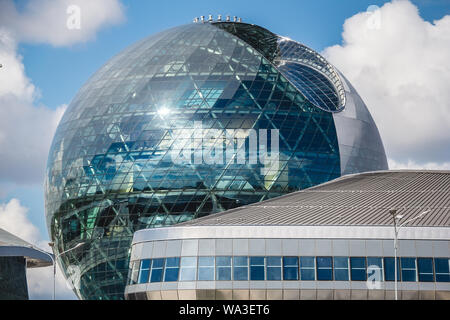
[
  {"xmin": 389, "ymin": 208, "xmax": 430, "ymax": 300},
  {"xmin": 32, "ymin": 242, "xmax": 85, "ymax": 300}
]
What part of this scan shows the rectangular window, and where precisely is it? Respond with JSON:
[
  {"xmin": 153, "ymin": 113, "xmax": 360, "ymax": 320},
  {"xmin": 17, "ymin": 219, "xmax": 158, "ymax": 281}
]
[
  {"xmin": 334, "ymin": 257, "xmax": 349, "ymax": 281},
  {"xmin": 198, "ymin": 256, "xmax": 215, "ymax": 281},
  {"xmin": 435, "ymin": 258, "xmax": 450, "ymax": 282},
  {"xmin": 179, "ymin": 257, "xmax": 197, "ymax": 281},
  {"xmin": 367, "ymin": 257, "xmax": 383, "ymax": 282},
  {"xmin": 300, "ymin": 257, "xmax": 315, "ymax": 281},
  {"xmin": 316, "ymin": 257, "xmax": 332, "ymax": 281},
  {"xmin": 138, "ymin": 259, "xmax": 151, "ymax": 284},
  {"xmin": 233, "ymin": 256, "xmax": 249, "ymax": 281},
  {"xmin": 216, "ymin": 256, "xmax": 232, "ymax": 281},
  {"xmin": 266, "ymin": 256, "xmax": 282, "ymax": 281},
  {"xmin": 384, "ymin": 257, "xmax": 401, "ymax": 281},
  {"xmin": 164, "ymin": 257, "xmax": 180, "ymax": 282},
  {"xmin": 150, "ymin": 258, "xmax": 164, "ymax": 283},
  {"xmin": 350, "ymin": 257, "xmax": 366, "ymax": 281},
  {"xmin": 250, "ymin": 257, "xmax": 265, "ymax": 280},
  {"xmin": 400, "ymin": 257, "xmax": 417, "ymax": 282},
  {"xmin": 417, "ymin": 258, "xmax": 434, "ymax": 282},
  {"xmin": 283, "ymin": 257, "xmax": 299, "ymax": 281}
]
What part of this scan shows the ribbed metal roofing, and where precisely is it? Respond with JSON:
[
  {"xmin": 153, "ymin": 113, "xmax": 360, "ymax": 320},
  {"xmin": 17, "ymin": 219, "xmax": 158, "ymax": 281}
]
[{"xmin": 177, "ymin": 170, "xmax": 450, "ymax": 227}]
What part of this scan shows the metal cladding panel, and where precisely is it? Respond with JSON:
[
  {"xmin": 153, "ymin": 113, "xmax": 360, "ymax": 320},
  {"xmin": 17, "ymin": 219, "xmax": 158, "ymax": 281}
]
[{"xmin": 332, "ymin": 73, "xmax": 388, "ymax": 175}]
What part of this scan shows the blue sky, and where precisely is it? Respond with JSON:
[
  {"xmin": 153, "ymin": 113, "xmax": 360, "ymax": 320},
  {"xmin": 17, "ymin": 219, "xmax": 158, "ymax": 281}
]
[
  {"xmin": 0, "ymin": 0, "xmax": 449, "ymax": 299},
  {"xmin": 22, "ymin": 0, "xmax": 449, "ymax": 109}
]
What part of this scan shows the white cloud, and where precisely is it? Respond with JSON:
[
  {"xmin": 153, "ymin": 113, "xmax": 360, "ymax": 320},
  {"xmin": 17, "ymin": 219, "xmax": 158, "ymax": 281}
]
[
  {"xmin": 0, "ymin": 0, "xmax": 126, "ymax": 299},
  {"xmin": 0, "ymin": 198, "xmax": 77, "ymax": 299},
  {"xmin": 0, "ymin": 0, "xmax": 125, "ymax": 46},
  {"xmin": 0, "ymin": 29, "xmax": 66, "ymax": 184},
  {"xmin": 323, "ymin": 0, "xmax": 450, "ymax": 167},
  {"xmin": 388, "ymin": 158, "xmax": 450, "ymax": 170},
  {"xmin": 0, "ymin": 198, "xmax": 40, "ymax": 243}
]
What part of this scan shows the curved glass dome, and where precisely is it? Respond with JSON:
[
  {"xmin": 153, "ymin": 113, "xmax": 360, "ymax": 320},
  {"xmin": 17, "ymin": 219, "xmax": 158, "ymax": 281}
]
[{"xmin": 45, "ymin": 21, "xmax": 387, "ymax": 300}]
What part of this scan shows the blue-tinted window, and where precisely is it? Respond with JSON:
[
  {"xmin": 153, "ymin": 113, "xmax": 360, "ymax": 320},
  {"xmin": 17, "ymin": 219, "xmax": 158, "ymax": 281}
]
[
  {"xmin": 216, "ymin": 256, "xmax": 232, "ymax": 281},
  {"xmin": 179, "ymin": 257, "xmax": 197, "ymax": 281},
  {"xmin": 435, "ymin": 258, "xmax": 450, "ymax": 282},
  {"xmin": 367, "ymin": 257, "xmax": 383, "ymax": 282},
  {"xmin": 300, "ymin": 257, "xmax": 315, "ymax": 281},
  {"xmin": 400, "ymin": 258, "xmax": 417, "ymax": 282},
  {"xmin": 384, "ymin": 257, "xmax": 401, "ymax": 281},
  {"xmin": 150, "ymin": 258, "xmax": 164, "ymax": 283},
  {"xmin": 334, "ymin": 257, "xmax": 349, "ymax": 281},
  {"xmin": 164, "ymin": 257, "xmax": 179, "ymax": 282},
  {"xmin": 233, "ymin": 256, "xmax": 248, "ymax": 281},
  {"xmin": 417, "ymin": 258, "xmax": 434, "ymax": 282},
  {"xmin": 350, "ymin": 257, "xmax": 366, "ymax": 281},
  {"xmin": 316, "ymin": 257, "xmax": 332, "ymax": 281},
  {"xmin": 266, "ymin": 256, "xmax": 282, "ymax": 281},
  {"xmin": 283, "ymin": 257, "xmax": 299, "ymax": 280},
  {"xmin": 198, "ymin": 256, "xmax": 215, "ymax": 281},
  {"xmin": 250, "ymin": 257, "xmax": 265, "ymax": 280},
  {"xmin": 138, "ymin": 259, "xmax": 151, "ymax": 284}
]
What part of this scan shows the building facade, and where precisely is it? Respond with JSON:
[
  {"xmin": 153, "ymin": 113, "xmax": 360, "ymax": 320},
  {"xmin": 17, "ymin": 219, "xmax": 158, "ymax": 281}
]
[
  {"xmin": 0, "ymin": 228, "xmax": 53, "ymax": 300},
  {"xmin": 45, "ymin": 18, "xmax": 387, "ymax": 299},
  {"xmin": 125, "ymin": 171, "xmax": 450, "ymax": 300}
]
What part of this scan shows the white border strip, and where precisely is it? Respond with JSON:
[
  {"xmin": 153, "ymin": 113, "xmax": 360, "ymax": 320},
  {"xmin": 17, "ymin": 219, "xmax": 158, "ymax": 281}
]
[{"xmin": 133, "ymin": 225, "xmax": 450, "ymax": 244}]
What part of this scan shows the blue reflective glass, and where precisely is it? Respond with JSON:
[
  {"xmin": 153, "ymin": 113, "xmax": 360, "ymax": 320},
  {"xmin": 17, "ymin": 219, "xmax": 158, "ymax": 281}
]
[
  {"xmin": 267, "ymin": 267, "xmax": 282, "ymax": 281},
  {"xmin": 141, "ymin": 259, "xmax": 151, "ymax": 269},
  {"xmin": 164, "ymin": 268, "xmax": 179, "ymax": 282},
  {"xmin": 198, "ymin": 256, "xmax": 215, "ymax": 281},
  {"xmin": 317, "ymin": 257, "xmax": 332, "ymax": 281},
  {"xmin": 267, "ymin": 256, "xmax": 282, "ymax": 266},
  {"xmin": 165, "ymin": 257, "xmax": 180, "ymax": 268},
  {"xmin": 250, "ymin": 257, "xmax": 265, "ymax": 265},
  {"xmin": 300, "ymin": 257, "xmax": 315, "ymax": 268},
  {"xmin": 179, "ymin": 268, "xmax": 196, "ymax": 281},
  {"xmin": 233, "ymin": 257, "xmax": 248, "ymax": 281},
  {"xmin": 350, "ymin": 257, "xmax": 366, "ymax": 281},
  {"xmin": 334, "ymin": 269, "xmax": 349, "ymax": 281},
  {"xmin": 417, "ymin": 258, "xmax": 434, "ymax": 282},
  {"xmin": 435, "ymin": 258, "xmax": 450, "ymax": 282},
  {"xmin": 283, "ymin": 257, "xmax": 298, "ymax": 280},
  {"xmin": 152, "ymin": 258, "xmax": 164, "ymax": 268},
  {"xmin": 179, "ymin": 257, "xmax": 197, "ymax": 281},
  {"xmin": 334, "ymin": 257, "xmax": 348, "ymax": 269},
  {"xmin": 138, "ymin": 269, "xmax": 149, "ymax": 284},
  {"xmin": 199, "ymin": 256, "xmax": 215, "ymax": 266},
  {"xmin": 150, "ymin": 268, "xmax": 163, "ymax": 283},
  {"xmin": 216, "ymin": 256, "xmax": 232, "ymax": 281},
  {"xmin": 367, "ymin": 257, "xmax": 383, "ymax": 282},
  {"xmin": 233, "ymin": 256, "xmax": 248, "ymax": 266},
  {"xmin": 266, "ymin": 256, "xmax": 282, "ymax": 280},
  {"xmin": 384, "ymin": 257, "xmax": 401, "ymax": 281},
  {"xmin": 250, "ymin": 267, "xmax": 265, "ymax": 279},
  {"xmin": 198, "ymin": 268, "xmax": 215, "ymax": 281},
  {"xmin": 400, "ymin": 258, "xmax": 417, "ymax": 282},
  {"xmin": 250, "ymin": 256, "xmax": 265, "ymax": 281}
]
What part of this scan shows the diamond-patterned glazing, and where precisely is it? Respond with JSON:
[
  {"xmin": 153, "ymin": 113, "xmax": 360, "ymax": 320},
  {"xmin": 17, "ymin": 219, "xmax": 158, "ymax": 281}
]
[{"xmin": 45, "ymin": 22, "xmax": 385, "ymax": 300}]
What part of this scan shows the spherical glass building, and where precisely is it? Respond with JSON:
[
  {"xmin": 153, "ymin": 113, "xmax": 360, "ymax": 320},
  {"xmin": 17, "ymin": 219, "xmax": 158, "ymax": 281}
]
[{"xmin": 45, "ymin": 19, "xmax": 387, "ymax": 300}]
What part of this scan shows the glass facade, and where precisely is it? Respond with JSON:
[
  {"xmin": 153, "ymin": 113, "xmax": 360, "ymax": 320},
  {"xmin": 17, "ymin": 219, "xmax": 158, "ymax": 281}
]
[
  {"xmin": 128, "ymin": 256, "xmax": 450, "ymax": 285},
  {"xmin": 45, "ymin": 21, "xmax": 387, "ymax": 300}
]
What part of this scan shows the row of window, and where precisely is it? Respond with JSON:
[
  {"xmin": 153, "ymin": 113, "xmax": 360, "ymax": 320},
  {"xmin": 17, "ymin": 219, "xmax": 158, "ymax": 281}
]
[{"xmin": 128, "ymin": 256, "xmax": 450, "ymax": 285}]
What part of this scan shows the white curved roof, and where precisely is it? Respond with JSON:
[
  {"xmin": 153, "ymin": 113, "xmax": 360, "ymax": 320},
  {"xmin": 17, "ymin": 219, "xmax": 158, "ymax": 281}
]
[{"xmin": 0, "ymin": 228, "xmax": 53, "ymax": 268}]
